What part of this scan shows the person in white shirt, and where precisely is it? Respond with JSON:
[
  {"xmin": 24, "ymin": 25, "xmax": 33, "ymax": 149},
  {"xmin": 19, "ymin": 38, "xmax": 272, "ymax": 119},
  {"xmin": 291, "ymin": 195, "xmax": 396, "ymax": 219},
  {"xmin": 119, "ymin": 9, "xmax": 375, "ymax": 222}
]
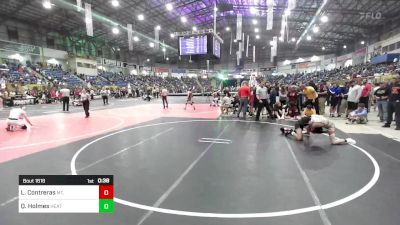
[
  {"xmin": 80, "ymin": 89, "xmax": 91, "ymax": 118},
  {"xmin": 59, "ymin": 87, "xmax": 71, "ymax": 112},
  {"xmin": 6, "ymin": 106, "xmax": 33, "ymax": 131},
  {"xmin": 281, "ymin": 115, "xmax": 356, "ymax": 145},
  {"xmin": 161, "ymin": 88, "xmax": 168, "ymax": 109},
  {"xmin": 220, "ymin": 93, "xmax": 231, "ymax": 115},
  {"xmin": 346, "ymin": 80, "xmax": 362, "ymax": 117},
  {"xmin": 100, "ymin": 88, "xmax": 109, "ymax": 105}
]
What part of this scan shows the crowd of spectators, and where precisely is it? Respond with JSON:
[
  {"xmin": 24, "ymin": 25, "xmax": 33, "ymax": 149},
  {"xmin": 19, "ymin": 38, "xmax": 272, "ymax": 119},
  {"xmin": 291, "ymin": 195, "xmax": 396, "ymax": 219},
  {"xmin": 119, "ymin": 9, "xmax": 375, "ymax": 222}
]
[{"xmin": 266, "ymin": 62, "xmax": 399, "ymax": 85}]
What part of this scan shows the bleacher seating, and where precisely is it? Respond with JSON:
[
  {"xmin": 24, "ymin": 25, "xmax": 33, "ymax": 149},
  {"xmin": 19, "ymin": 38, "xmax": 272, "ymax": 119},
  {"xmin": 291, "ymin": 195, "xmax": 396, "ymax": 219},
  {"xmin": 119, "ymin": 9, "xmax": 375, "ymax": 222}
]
[{"xmin": 42, "ymin": 69, "xmax": 83, "ymax": 86}]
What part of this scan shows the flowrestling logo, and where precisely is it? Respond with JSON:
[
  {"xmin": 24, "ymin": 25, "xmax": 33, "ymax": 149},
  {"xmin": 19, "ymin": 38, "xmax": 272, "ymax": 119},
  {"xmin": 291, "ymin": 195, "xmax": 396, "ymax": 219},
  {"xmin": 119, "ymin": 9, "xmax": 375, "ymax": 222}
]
[{"xmin": 360, "ymin": 11, "xmax": 382, "ymax": 20}]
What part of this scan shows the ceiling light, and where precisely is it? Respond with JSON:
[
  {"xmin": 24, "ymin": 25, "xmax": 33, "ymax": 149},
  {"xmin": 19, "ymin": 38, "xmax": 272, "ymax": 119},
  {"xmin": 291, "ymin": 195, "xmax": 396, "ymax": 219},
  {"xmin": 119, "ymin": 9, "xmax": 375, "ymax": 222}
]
[
  {"xmin": 252, "ymin": 19, "xmax": 258, "ymax": 25},
  {"xmin": 361, "ymin": 41, "xmax": 365, "ymax": 45},
  {"xmin": 146, "ymin": 58, "xmax": 150, "ymax": 62},
  {"xmin": 343, "ymin": 45, "xmax": 347, "ymax": 49},
  {"xmin": 279, "ymin": 37, "xmax": 284, "ymax": 42},
  {"xmin": 291, "ymin": 37, "xmax": 296, "ymax": 42},
  {"xmin": 165, "ymin": 3, "xmax": 173, "ymax": 11},
  {"xmin": 214, "ymin": 6, "xmax": 218, "ymax": 11},
  {"xmin": 233, "ymin": 39, "xmax": 237, "ymax": 43},
  {"xmin": 322, "ymin": 46, "xmax": 325, "ymax": 50},
  {"xmin": 306, "ymin": 35, "xmax": 312, "ymax": 41},
  {"xmin": 166, "ymin": 57, "xmax": 169, "ymax": 61},
  {"xmin": 284, "ymin": 9, "xmax": 291, "ymax": 16},
  {"xmin": 296, "ymin": 58, "xmax": 305, "ymax": 63},
  {"xmin": 254, "ymin": 28, "xmax": 259, "ymax": 33},
  {"xmin": 250, "ymin": 6, "xmax": 257, "ymax": 15},
  {"xmin": 112, "ymin": 27, "xmax": 119, "ymax": 34},
  {"xmin": 310, "ymin": 55, "xmax": 320, "ymax": 62},
  {"xmin": 149, "ymin": 42, "xmax": 155, "ymax": 48},
  {"xmin": 192, "ymin": 26, "xmax": 197, "ymax": 31},
  {"xmin": 137, "ymin": 14, "xmax": 144, "ymax": 21},
  {"xmin": 283, "ymin": 60, "xmax": 291, "ymax": 65},
  {"xmin": 111, "ymin": 0, "xmax": 119, "ymax": 7},
  {"xmin": 85, "ymin": 18, "xmax": 92, "ymax": 24},
  {"xmin": 162, "ymin": 47, "xmax": 166, "ymax": 52},
  {"xmin": 180, "ymin": 16, "xmax": 187, "ymax": 23},
  {"xmin": 133, "ymin": 36, "xmax": 139, "ymax": 42},
  {"xmin": 320, "ymin": 15, "xmax": 328, "ymax": 23},
  {"xmin": 42, "ymin": 0, "xmax": 52, "ymax": 9},
  {"xmin": 225, "ymin": 27, "xmax": 230, "ymax": 31},
  {"xmin": 170, "ymin": 33, "xmax": 175, "ymax": 38},
  {"xmin": 269, "ymin": 40, "xmax": 274, "ymax": 46},
  {"xmin": 155, "ymin": 25, "xmax": 161, "ymax": 30},
  {"xmin": 256, "ymin": 35, "xmax": 260, "ymax": 39},
  {"xmin": 313, "ymin": 26, "xmax": 319, "ymax": 33}
]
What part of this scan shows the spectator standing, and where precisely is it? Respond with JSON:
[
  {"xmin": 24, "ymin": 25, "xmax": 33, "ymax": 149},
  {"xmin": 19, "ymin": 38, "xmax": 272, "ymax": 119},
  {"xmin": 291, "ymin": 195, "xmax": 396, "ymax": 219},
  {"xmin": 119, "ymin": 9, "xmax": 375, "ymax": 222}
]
[
  {"xmin": 346, "ymin": 80, "xmax": 362, "ymax": 117},
  {"xmin": 374, "ymin": 82, "xmax": 390, "ymax": 122},
  {"xmin": 329, "ymin": 83, "xmax": 342, "ymax": 117},
  {"xmin": 318, "ymin": 81, "xmax": 328, "ymax": 115},
  {"xmin": 59, "ymin": 86, "xmax": 70, "ymax": 112},
  {"xmin": 237, "ymin": 81, "xmax": 251, "ymax": 120},
  {"xmin": 80, "ymin": 89, "xmax": 90, "ymax": 118},
  {"xmin": 100, "ymin": 88, "xmax": 109, "ymax": 105},
  {"xmin": 255, "ymin": 81, "xmax": 273, "ymax": 121},
  {"xmin": 383, "ymin": 77, "xmax": 400, "ymax": 130},
  {"xmin": 279, "ymin": 86, "xmax": 288, "ymax": 105},
  {"xmin": 359, "ymin": 80, "xmax": 372, "ymax": 112},
  {"xmin": 300, "ymin": 84, "xmax": 318, "ymax": 109}
]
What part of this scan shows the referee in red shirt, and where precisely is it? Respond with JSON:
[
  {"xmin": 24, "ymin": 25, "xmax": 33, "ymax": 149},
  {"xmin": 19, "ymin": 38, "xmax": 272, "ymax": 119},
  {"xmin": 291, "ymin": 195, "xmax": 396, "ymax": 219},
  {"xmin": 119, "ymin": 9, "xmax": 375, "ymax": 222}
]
[{"xmin": 237, "ymin": 81, "xmax": 251, "ymax": 120}]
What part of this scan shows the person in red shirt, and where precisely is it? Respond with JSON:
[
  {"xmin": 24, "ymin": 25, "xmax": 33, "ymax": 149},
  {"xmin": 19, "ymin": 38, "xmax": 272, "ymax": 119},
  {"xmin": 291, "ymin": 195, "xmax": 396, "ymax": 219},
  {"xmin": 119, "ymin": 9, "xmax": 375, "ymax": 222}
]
[
  {"xmin": 237, "ymin": 81, "xmax": 251, "ymax": 120},
  {"xmin": 359, "ymin": 80, "xmax": 372, "ymax": 112}
]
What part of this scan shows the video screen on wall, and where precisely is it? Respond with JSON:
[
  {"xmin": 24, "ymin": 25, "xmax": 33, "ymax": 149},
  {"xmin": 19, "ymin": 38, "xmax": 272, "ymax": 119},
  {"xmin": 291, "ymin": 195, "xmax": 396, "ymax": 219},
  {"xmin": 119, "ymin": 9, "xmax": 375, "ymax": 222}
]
[
  {"xmin": 213, "ymin": 37, "xmax": 221, "ymax": 58},
  {"xmin": 179, "ymin": 35, "xmax": 207, "ymax": 56}
]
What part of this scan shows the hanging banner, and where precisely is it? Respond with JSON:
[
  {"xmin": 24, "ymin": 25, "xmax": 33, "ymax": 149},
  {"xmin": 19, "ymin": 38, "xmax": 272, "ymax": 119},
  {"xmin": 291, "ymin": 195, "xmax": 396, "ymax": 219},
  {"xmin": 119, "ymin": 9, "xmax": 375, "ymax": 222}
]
[
  {"xmin": 246, "ymin": 35, "xmax": 249, "ymax": 57},
  {"xmin": 271, "ymin": 36, "xmax": 277, "ymax": 62},
  {"xmin": 229, "ymin": 32, "xmax": 233, "ymax": 55},
  {"xmin": 206, "ymin": 60, "xmax": 210, "ymax": 71},
  {"xmin": 236, "ymin": 14, "xmax": 242, "ymax": 41},
  {"xmin": 213, "ymin": 3, "xmax": 217, "ymax": 33},
  {"xmin": 242, "ymin": 33, "xmax": 245, "ymax": 52},
  {"xmin": 76, "ymin": 0, "xmax": 82, "ymax": 12},
  {"xmin": 154, "ymin": 27, "xmax": 159, "ymax": 50},
  {"xmin": 288, "ymin": 0, "xmax": 296, "ymax": 10},
  {"xmin": 253, "ymin": 45, "xmax": 256, "ymax": 63},
  {"xmin": 84, "ymin": 3, "xmax": 93, "ymax": 37},
  {"xmin": 267, "ymin": 0, "xmax": 274, "ymax": 30},
  {"xmin": 127, "ymin": 24, "xmax": 133, "ymax": 51}
]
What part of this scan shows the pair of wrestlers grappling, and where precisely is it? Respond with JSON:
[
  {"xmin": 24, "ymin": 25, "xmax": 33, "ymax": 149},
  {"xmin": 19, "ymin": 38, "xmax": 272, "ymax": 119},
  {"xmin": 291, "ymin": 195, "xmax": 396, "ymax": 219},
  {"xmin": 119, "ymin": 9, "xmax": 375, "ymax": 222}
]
[{"xmin": 281, "ymin": 114, "xmax": 356, "ymax": 145}]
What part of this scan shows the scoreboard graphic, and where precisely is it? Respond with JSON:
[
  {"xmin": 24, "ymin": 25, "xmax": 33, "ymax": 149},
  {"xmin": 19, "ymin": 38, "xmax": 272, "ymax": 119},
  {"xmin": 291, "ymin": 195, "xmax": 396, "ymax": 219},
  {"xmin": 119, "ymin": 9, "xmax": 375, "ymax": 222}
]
[{"xmin": 19, "ymin": 175, "xmax": 114, "ymax": 213}]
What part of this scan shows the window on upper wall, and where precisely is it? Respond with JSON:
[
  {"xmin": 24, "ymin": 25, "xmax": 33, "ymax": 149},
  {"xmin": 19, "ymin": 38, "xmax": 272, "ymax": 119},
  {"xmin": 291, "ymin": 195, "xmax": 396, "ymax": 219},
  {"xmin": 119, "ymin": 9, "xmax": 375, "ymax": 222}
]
[
  {"xmin": 395, "ymin": 41, "xmax": 400, "ymax": 50},
  {"xmin": 46, "ymin": 37, "xmax": 55, "ymax": 48},
  {"xmin": 382, "ymin": 46, "xmax": 389, "ymax": 53},
  {"xmin": 388, "ymin": 43, "xmax": 396, "ymax": 51},
  {"xmin": 7, "ymin": 26, "xmax": 19, "ymax": 42}
]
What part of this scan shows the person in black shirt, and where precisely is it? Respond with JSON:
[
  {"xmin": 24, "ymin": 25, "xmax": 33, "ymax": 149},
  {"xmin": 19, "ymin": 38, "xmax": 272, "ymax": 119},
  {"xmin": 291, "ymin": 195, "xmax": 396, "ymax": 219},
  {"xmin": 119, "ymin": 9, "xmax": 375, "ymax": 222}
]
[
  {"xmin": 374, "ymin": 82, "xmax": 390, "ymax": 122},
  {"xmin": 383, "ymin": 77, "xmax": 400, "ymax": 130}
]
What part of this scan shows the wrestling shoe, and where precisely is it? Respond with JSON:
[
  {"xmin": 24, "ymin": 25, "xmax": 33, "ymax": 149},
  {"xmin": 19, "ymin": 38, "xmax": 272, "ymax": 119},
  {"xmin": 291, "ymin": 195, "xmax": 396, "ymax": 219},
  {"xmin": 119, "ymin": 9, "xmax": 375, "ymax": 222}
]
[
  {"xmin": 345, "ymin": 138, "xmax": 356, "ymax": 145},
  {"xmin": 280, "ymin": 127, "xmax": 285, "ymax": 135}
]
